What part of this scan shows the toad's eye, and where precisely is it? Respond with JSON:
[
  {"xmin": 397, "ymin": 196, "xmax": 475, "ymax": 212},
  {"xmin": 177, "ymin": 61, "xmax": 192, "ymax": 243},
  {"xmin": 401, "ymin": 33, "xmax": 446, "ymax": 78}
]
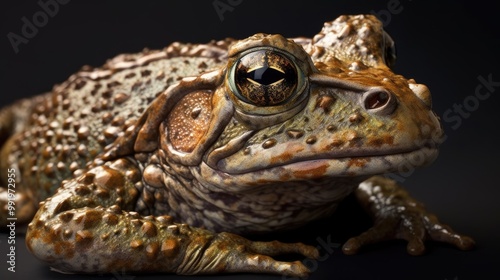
[{"xmin": 233, "ymin": 50, "xmax": 298, "ymax": 106}]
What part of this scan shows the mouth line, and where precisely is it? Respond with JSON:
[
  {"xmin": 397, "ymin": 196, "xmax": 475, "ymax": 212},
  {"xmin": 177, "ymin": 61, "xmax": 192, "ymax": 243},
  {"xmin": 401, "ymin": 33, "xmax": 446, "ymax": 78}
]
[{"xmin": 214, "ymin": 143, "xmax": 439, "ymax": 175}]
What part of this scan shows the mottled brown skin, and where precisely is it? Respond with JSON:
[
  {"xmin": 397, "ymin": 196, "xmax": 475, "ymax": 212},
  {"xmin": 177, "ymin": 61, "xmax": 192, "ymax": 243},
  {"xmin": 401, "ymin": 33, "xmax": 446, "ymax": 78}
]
[{"xmin": 0, "ymin": 15, "xmax": 474, "ymax": 277}]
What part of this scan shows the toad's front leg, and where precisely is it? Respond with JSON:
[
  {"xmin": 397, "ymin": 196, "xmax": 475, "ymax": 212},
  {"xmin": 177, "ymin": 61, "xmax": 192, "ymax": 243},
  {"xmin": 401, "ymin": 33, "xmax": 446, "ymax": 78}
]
[
  {"xmin": 26, "ymin": 158, "xmax": 318, "ymax": 277},
  {"xmin": 343, "ymin": 176, "xmax": 475, "ymax": 255}
]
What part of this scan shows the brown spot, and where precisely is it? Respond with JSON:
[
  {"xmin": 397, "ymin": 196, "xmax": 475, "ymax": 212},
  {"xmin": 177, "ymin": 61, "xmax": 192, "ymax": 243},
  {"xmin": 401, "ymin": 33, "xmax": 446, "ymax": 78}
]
[
  {"xmin": 42, "ymin": 146, "xmax": 53, "ymax": 159},
  {"xmin": 347, "ymin": 158, "xmax": 370, "ymax": 168},
  {"xmin": 156, "ymin": 71, "xmax": 165, "ymax": 80},
  {"xmin": 156, "ymin": 215, "xmax": 173, "ymax": 225},
  {"xmin": 315, "ymin": 95, "xmax": 336, "ymax": 113},
  {"xmin": 75, "ymin": 230, "xmax": 94, "ymax": 249},
  {"xmin": 146, "ymin": 242, "xmax": 160, "ymax": 261},
  {"xmin": 286, "ymin": 129, "xmax": 304, "ymax": 139},
  {"xmin": 63, "ymin": 229, "xmax": 73, "ymax": 239},
  {"xmin": 54, "ymin": 200, "xmax": 71, "ymax": 214},
  {"xmin": 292, "ymin": 163, "xmax": 328, "ymax": 179},
  {"xmin": 69, "ymin": 162, "xmax": 79, "ymax": 172},
  {"xmin": 80, "ymin": 108, "xmax": 91, "ymax": 118},
  {"xmin": 198, "ymin": 61, "xmax": 208, "ymax": 69},
  {"xmin": 104, "ymin": 126, "xmax": 120, "ymax": 139},
  {"xmin": 348, "ymin": 113, "xmax": 364, "ymax": 123},
  {"xmin": 74, "ymin": 79, "xmax": 87, "ymax": 90},
  {"xmin": 102, "ymin": 90, "xmax": 113, "ymax": 98},
  {"xmin": 78, "ymin": 172, "xmax": 95, "ymax": 185},
  {"xmin": 56, "ymin": 161, "xmax": 66, "ymax": 172},
  {"xmin": 61, "ymin": 145, "xmax": 72, "ymax": 158},
  {"xmin": 141, "ymin": 221, "xmax": 158, "ymax": 237},
  {"xmin": 101, "ymin": 112, "xmax": 113, "ymax": 124},
  {"xmin": 80, "ymin": 210, "xmax": 102, "ymax": 229},
  {"xmin": 262, "ymin": 138, "xmax": 277, "ymax": 149},
  {"xmin": 62, "ymin": 99, "xmax": 71, "ymax": 110},
  {"xmin": 327, "ymin": 125, "xmax": 337, "ymax": 132},
  {"xmin": 132, "ymin": 81, "xmax": 143, "ymax": 91},
  {"xmin": 131, "ymin": 219, "xmax": 142, "ymax": 227},
  {"xmin": 101, "ymin": 233, "xmax": 110, "ymax": 240},
  {"xmin": 97, "ymin": 135, "xmax": 107, "ymax": 145},
  {"xmin": 114, "ymin": 92, "xmax": 130, "ymax": 104},
  {"xmin": 100, "ymin": 100, "xmax": 110, "ymax": 111},
  {"xmin": 75, "ymin": 185, "xmax": 92, "ymax": 196},
  {"xmin": 77, "ymin": 144, "xmax": 88, "ymax": 157},
  {"xmin": 124, "ymin": 72, "xmax": 136, "ymax": 79},
  {"xmin": 328, "ymin": 138, "xmax": 344, "ymax": 148},
  {"xmin": 143, "ymin": 165, "xmax": 164, "ymax": 188},
  {"xmin": 108, "ymin": 205, "xmax": 122, "ymax": 214},
  {"xmin": 49, "ymin": 121, "xmax": 59, "ymax": 129},
  {"xmin": 77, "ymin": 126, "xmax": 90, "ymax": 140},
  {"xmin": 93, "ymin": 166, "xmax": 125, "ymax": 189},
  {"xmin": 345, "ymin": 130, "xmax": 362, "ymax": 147},
  {"xmin": 107, "ymin": 81, "xmax": 121, "ymax": 88},
  {"xmin": 161, "ymin": 239, "xmax": 178, "ymax": 258},
  {"xmin": 62, "ymin": 116, "xmax": 74, "ymax": 129},
  {"xmin": 103, "ymin": 213, "xmax": 119, "ymax": 225},
  {"xmin": 306, "ymin": 136, "xmax": 317, "ymax": 144},
  {"xmin": 166, "ymin": 225, "xmax": 179, "ymax": 234},
  {"xmin": 129, "ymin": 212, "xmax": 140, "ymax": 219},
  {"xmin": 53, "ymin": 239, "xmax": 75, "ymax": 258},
  {"xmin": 243, "ymin": 147, "xmax": 251, "ymax": 155},
  {"xmin": 49, "ymin": 224, "xmax": 63, "ymax": 238},
  {"xmin": 44, "ymin": 163, "xmax": 56, "ymax": 178},
  {"xmin": 141, "ymin": 70, "xmax": 152, "ymax": 77},
  {"xmin": 111, "ymin": 116, "xmax": 125, "ymax": 126},
  {"xmin": 44, "ymin": 130, "xmax": 54, "ymax": 140},
  {"xmin": 130, "ymin": 239, "xmax": 144, "ymax": 250},
  {"xmin": 95, "ymin": 187, "xmax": 110, "ymax": 199},
  {"xmin": 143, "ymin": 215, "xmax": 154, "ymax": 221},
  {"xmin": 58, "ymin": 211, "xmax": 74, "ymax": 223},
  {"xmin": 116, "ymin": 187, "xmax": 124, "ymax": 196},
  {"xmin": 270, "ymin": 144, "xmax": 304, "ymax": 164},
  {"xmin": 368, "ymin": 135, "xmax": 394, "ymax": 147}
]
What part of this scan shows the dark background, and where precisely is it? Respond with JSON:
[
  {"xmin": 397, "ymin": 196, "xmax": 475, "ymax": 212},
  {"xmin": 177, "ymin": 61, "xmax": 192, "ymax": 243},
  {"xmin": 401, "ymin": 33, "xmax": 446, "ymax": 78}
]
[{"xmin": 1, "ymin": 0, "xmax": 499, "ymax": 279}]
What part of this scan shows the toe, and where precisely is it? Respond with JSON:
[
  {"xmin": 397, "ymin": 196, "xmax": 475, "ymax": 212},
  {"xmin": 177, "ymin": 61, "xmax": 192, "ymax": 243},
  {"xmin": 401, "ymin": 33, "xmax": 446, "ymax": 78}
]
[{"xmin": 406, "ymin": 238, "xmax": 425, "ymax": 256}]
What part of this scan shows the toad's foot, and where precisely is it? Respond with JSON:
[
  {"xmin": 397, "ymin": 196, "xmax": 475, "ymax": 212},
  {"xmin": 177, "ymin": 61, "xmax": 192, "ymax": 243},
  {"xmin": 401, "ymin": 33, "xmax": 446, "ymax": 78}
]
[
  {"xmin": 185, "ymin": 232, "xmax": 319, "ymax": 277},
  {"xmin": 343, "ymin": 176, "xmax": 475, "ymax": 255}
]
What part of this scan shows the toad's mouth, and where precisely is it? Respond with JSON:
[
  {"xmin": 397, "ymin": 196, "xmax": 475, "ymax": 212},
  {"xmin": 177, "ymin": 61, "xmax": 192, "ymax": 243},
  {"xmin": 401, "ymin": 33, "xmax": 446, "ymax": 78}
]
[{"xmin": 204, "ymin": 142, "xmax": 439, "ymax": 181}]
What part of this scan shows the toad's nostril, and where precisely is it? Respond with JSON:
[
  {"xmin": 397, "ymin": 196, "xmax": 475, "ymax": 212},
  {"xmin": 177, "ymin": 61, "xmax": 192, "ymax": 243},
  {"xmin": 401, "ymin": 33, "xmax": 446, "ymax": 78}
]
[
  {"xmin": 362, "ymin": 88, "xmax": 396, "ymax": 115},
  {"xmin": 364, "ymin": 90, "xmax": 389, "ymax": 109}
]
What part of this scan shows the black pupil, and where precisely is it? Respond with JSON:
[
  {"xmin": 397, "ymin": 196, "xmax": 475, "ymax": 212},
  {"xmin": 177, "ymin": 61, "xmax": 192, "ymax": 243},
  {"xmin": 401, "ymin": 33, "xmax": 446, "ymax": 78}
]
[
  {"xmin": 247, "ymin": 66, "xmax": 286, "ymax": 85},
  {"xmin": 234, "ymin": 50, "xmax": 298, "ymax": 106}
]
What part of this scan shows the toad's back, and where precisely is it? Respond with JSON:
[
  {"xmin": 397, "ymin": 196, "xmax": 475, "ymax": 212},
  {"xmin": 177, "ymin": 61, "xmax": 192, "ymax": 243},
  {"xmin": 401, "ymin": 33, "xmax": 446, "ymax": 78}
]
[{"xmin": 0, "ymin": 41, "xmax": 230, "ymax": 203}]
